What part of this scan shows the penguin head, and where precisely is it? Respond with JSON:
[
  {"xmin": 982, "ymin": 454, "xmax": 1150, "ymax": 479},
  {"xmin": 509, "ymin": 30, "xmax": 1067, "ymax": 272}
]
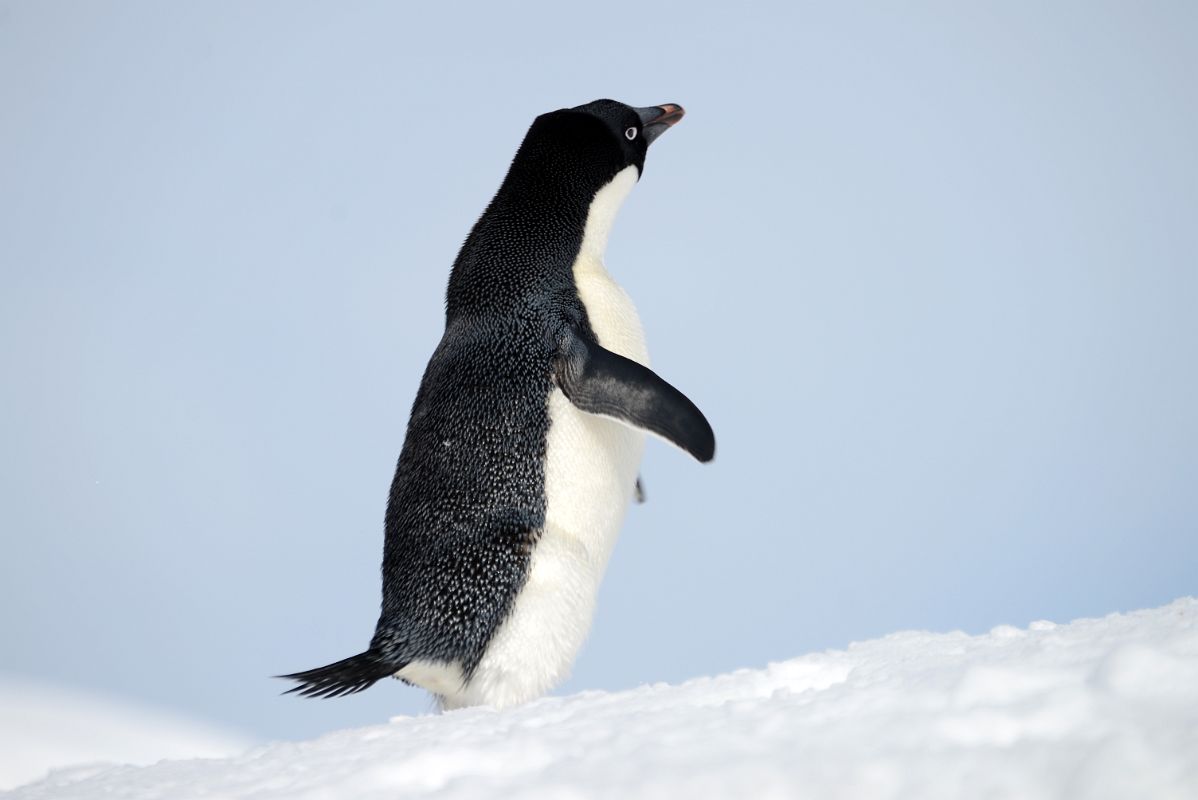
[
  {"xmin": 562, "ymin": 99, "xmax": 685, "ymax": 177},
  {"xmin": 515, "ymin": 99, "xmax": 685, "ymax": 193}
]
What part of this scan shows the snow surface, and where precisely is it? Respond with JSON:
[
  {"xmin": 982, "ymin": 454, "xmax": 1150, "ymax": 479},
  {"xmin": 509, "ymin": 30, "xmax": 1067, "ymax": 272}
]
[
  {"xmin": 0, "ymin": 678, "xmax": 251, "ymax": 792},
  {"xmin": 7, "ymin": 599, "xmax": 1197, "ymax": 799}
]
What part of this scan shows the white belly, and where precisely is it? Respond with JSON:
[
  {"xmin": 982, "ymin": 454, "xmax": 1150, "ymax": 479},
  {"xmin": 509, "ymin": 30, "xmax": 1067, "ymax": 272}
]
[{"xmin": 440, "ymin": 255, "xmax": 649, "ymax": 710}]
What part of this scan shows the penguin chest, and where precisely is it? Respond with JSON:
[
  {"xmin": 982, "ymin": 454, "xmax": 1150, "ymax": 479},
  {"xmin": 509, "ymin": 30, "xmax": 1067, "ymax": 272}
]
[
  {"xmin": 544, "ymin": 258, "xmax": 651, "ymax": 557},
  {"xmin": 446, "ymin": 265, "xmax": 647, "ymax": 710}
]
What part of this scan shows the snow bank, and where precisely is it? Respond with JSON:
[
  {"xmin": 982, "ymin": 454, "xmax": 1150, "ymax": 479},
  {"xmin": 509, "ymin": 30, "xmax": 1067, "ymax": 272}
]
[
  {"xmin": 0, "ymin": 678, "xmax": 251, "ymax": 792},
  {"xmin": 8, "ymin": 599, "xmax": 1197, "ymax": 799}
]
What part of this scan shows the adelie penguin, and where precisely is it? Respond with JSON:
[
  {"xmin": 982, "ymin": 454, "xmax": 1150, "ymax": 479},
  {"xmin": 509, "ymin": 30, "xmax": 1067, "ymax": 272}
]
[{"xmin": 281, "ymin": 99, "xmax": 714, "ymax": 710}]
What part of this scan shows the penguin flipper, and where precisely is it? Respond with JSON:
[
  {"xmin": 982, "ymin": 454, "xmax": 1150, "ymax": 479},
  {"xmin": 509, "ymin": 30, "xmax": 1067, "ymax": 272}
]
[
  {"xmin": 557, "ymin": 331, "xmax": 715, "ymax": 463},
  {"xmin": 635, "ymin": 475, "xmax": 646, "ymax": 504},
  {"xmin": 277, "ymin": 648, "xmax": 399, "ymax": 699}
]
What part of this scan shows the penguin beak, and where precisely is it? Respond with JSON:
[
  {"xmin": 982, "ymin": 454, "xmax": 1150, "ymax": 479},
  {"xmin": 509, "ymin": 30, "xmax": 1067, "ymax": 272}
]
[{"xmin": 635, "ymin": 103, "xmax": 685, "ymax": 145}]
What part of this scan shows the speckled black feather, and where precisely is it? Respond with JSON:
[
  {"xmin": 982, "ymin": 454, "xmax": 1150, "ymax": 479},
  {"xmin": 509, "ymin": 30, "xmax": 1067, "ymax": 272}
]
[{"xmin": 280, "ymin": 100, "xmax": 654, "ymax": 698}]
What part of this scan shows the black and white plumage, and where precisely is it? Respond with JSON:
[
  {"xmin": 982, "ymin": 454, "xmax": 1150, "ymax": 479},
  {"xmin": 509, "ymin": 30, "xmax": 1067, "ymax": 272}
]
[{"xmin": 281, "ymin": 99, "xmax": 713, "ymax": 709}]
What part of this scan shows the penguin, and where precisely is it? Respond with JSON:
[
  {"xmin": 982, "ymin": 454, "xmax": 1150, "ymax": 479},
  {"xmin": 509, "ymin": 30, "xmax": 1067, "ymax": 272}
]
[{"xmin": 281, "ymin": 99, "xmax": 714, "ymax": 710}]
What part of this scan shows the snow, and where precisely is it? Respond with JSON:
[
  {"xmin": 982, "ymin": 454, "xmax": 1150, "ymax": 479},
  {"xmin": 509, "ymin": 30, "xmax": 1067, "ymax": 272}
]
[
  {"xmin": 6, "ymin": 599, "xmax": 1197, "ymax": 799},
  {"xmin": 0, "ymin": 678, "xmax": 252, "ymax": 792}
]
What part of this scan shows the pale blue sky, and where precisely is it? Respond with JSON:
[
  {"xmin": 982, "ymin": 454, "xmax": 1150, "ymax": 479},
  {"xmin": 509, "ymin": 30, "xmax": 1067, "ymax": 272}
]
[{"xmin": 2, "ymin": 1, "xmax": 1195, "ymax": 741}]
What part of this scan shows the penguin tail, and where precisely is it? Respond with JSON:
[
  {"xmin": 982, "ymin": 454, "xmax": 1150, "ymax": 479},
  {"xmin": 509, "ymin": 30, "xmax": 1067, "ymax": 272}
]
[{"xmin": 277, "ymin": 648, "xmax": 398, "ymax": 699}]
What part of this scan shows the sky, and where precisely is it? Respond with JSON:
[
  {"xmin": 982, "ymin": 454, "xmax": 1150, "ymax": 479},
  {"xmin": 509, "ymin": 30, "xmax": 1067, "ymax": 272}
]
[{"xmin": 1, "ymin": 1, "xmax": 1195, "ymax": 742}]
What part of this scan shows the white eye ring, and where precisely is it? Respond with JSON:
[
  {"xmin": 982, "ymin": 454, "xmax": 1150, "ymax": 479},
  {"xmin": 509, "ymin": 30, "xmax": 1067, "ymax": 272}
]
[{"xmin": 625, "ymin": 127, "xmax": 638, "ymax": 140}]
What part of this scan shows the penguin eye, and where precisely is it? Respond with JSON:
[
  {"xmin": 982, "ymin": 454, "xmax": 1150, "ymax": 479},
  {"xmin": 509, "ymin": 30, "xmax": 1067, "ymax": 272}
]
[{"xmin": 625, "ymin": 127, "xmax": 638, "ymax": 141}]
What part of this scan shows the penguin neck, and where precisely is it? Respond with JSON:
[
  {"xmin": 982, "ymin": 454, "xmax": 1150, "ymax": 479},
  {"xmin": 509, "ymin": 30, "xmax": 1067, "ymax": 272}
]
[
  {"xmin": 576, "ymin": 165, "xmax": 639, "ymax": 270},
  {"xmin": 445, "ymin": 164, "xmax": 638, "ymax": 318}
]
